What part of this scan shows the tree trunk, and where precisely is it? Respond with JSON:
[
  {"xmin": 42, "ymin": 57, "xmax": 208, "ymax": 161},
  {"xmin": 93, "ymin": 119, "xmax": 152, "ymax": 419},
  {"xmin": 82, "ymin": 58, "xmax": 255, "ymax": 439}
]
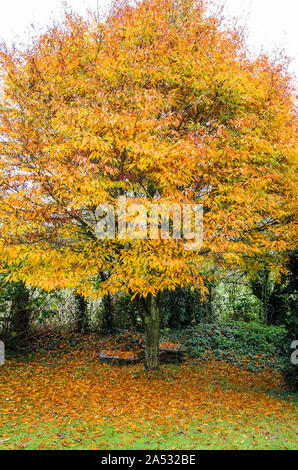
[
  {"xmin": 74, "ymin": 292, "xmax": 89, "ymax": 333},
  {"xmin": 142, "ymin": 293, "xmax": 162, "ymax": 370}
]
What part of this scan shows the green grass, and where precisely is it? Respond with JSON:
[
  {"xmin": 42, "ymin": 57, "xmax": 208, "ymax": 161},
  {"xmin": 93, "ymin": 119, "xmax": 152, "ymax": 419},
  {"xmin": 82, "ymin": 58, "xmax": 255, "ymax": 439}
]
[{"xmin": 1, "ymin": 413, "xmax": 297, "ymax": 450}]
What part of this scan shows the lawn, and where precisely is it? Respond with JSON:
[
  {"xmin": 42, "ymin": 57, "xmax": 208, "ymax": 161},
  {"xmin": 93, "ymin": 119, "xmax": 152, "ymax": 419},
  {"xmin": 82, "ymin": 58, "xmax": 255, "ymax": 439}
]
[{"xmin": 0, "ymin": 334, "xmax": 297, "ymax": 450}]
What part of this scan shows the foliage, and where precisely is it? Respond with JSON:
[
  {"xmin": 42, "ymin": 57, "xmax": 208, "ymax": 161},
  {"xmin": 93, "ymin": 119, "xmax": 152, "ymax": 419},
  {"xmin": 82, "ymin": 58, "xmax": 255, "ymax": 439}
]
[
  {"xmin": 111, "ymin": 287, "xmax": 206, "ymax": 330},
  {"xmin": 249, "ymin": 250, "xmax": 297, "ymax": 325},
  {"xmin": 74, "ymin": 292, "xmax": 89, "ymax": 332},
  {"xmin": 161, "ymin": 288, "xmax": 203, "ymax": 328},
  {"xmin": 111, "ymin": 294, "xmax": 142, "ymax": 331},
  {"xmin": 212, "ymin": 273, "xmax": 259, "ymax": 322},
  {"xmin": 0, "ymin": 272, "xmax": 63, "ymax": 344},
  {"xmin": 0, "ymin": 0, "xmax": 297, "ymax": 299},
  {"xmin": 163, "ymin": 321, "xmax": 286, "ymax": 371}
]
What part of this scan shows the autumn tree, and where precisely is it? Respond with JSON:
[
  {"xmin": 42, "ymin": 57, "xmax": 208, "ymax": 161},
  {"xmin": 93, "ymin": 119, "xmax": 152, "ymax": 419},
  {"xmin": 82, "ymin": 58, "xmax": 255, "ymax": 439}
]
[{"xmin": 0, "ymin": 0, "xmax": 297, "ymax": 369}]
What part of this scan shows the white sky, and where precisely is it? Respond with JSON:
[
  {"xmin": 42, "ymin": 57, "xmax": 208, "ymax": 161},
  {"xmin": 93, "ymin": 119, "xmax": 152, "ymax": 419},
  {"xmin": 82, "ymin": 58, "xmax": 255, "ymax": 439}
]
[{"xmin": 0, "ymin": 0, "xmax": 297, "ymax": 79}]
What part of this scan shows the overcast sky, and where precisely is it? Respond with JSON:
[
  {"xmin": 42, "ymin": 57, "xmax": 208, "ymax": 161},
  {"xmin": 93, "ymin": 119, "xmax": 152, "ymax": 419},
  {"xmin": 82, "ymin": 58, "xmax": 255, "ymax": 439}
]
[{"xmin": 0, "ymin": 0, "xmax": 297, "ymax": 78}]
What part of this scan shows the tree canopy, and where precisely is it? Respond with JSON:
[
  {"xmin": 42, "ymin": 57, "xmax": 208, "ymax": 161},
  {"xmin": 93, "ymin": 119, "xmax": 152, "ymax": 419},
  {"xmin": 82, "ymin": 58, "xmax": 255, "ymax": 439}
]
[{"xmin": 0, "ymin": 0, "xmax": 297, "ymax": 299}]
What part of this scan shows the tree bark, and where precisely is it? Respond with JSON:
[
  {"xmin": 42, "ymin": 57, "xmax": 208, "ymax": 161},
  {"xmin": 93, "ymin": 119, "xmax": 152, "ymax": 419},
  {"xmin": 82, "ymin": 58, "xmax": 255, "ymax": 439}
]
[{"xmin": 141, "ymin": 293, "xmax": 162, "ymax": 370}]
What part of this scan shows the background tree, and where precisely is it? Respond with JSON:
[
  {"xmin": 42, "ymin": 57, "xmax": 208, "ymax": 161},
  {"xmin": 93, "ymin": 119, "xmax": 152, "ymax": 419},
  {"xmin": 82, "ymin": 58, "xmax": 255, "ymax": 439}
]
[
  {"xmin": 0, "ymin": 274, "xmax": 31, "ymax": 344},
  {"xmin": 74, "ymin": 291, "xmax": 89, "ymax": 333},
  {"xmin": 0, "ymin": 0, "xmax": 297, "ymax": 369},
  {"xmin": 0, "ymin": 268, "xmax": 64, "ymax": 345},
  {"xmin": 249, "ymin": 250, "xmax": 297, "ymax": 325}
]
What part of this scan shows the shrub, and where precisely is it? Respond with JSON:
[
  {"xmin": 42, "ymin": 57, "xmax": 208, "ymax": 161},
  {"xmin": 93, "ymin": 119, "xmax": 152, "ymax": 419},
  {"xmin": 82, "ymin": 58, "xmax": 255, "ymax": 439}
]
[{"xmin": 162, "ymin": 321, "xmax": 286, "ymax": 371}]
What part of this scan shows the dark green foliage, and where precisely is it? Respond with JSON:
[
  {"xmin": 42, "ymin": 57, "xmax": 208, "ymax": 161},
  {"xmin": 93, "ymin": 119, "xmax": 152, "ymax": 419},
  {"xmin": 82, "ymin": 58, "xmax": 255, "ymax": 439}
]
[
  {"xmin": 74, "ymin": 292, "xmax": 89, "ymax": 333},
  {"xmin": 0, "ymin": 274, "xmax": 18, "ymax": 339},
  {"xmin": 162, "ymin": 321, "xmax": 286, "ymax": 371},
  {"xmin": 0, "ymin": 278, "xmax": 31, "ymax": 345},
  {"xmin": 100, "ymin": 293, "xmax": 115, "ymax": 334},
  {"xmin": 161, "ymin": 287, "xmax": 207, "ymax": 328},
  {"xmin": 110, "ymin": 287, "xmax": 210, "ymax": 331},
  {"xmin": 283, "ymin": 364, "xmax": 298, "ymax": 392},
  {"xmin": 9, "ymin": 281, "xmax": 31, "ymax": 341},
  {"xmin": 104, "ymin": 293, "xmax": 142, "ymax": 332},
  {"xmin": 250, "ymin": 251, "xmax": 298, "ymax": 325},
  {"xmin": 0, "ymin": 272, "xmax": 62, "ymax": 345}
]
